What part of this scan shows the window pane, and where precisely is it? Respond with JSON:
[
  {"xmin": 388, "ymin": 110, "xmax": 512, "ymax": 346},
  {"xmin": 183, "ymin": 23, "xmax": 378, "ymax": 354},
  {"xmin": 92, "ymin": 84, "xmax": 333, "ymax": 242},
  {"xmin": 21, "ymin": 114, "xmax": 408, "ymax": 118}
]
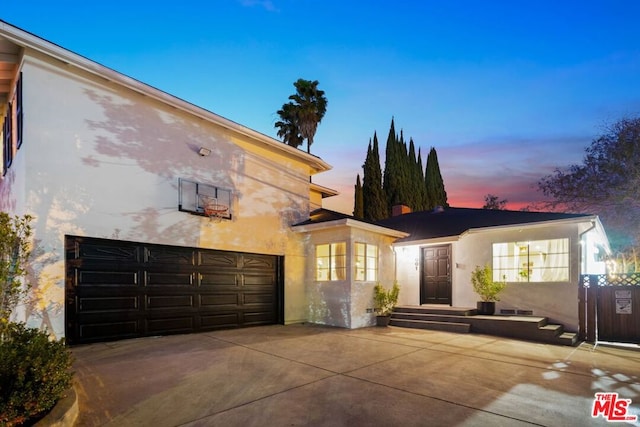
[
  {"xmin": 366, "ymin": 245, "xmax": 378, "ymax": 281},
  {"xmin": 493, "ymin": 239, "xmax": 569, "ymax": 283},
  {"xmin": 16, "ymin": 73, "xmax": 23, "ymax": 149},
  {"xmin": 316, "ymin": 244, "xmax": 330, "ymax": 281},
  {"xmin": 354, "ymin": 243, "xmax": 378, "ymax": 282},
  {"xmin": 331, "ymin": 243, "xmax": 346, "ymax": 281}
]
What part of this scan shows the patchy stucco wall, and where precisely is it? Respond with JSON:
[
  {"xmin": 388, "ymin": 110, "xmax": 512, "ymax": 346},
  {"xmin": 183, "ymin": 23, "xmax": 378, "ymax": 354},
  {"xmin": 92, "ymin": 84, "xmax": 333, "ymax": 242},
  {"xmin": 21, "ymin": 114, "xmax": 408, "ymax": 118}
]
[
  {"xmin": 299, "ymin": 224, "xmax": 401, "ymax": 329},
  {"xmin": 8, "ymin": 55, "xmax": 315, "ymax": 338}
]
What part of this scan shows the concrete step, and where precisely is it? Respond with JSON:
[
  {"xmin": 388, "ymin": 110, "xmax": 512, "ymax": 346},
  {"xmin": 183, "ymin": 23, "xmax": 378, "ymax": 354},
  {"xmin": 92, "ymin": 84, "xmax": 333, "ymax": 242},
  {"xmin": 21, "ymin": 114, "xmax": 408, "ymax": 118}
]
[
  {"xmin": 390, "ymin": 318, "xmax": 471, "ymax": 334},
  {"xmin": 395, "ymin": 305, "xmax": 477, "ymax": 316},
  {"xmin": 389, "ymin": 306, "xmax": 579, "ymax": 346},
  {"xmin": 392, "ymin": 312, "xmax": 476, "ymax": 323},
  {"xmin": 558, "ymin": 332, "xmax": 579, "ymax": 346}
]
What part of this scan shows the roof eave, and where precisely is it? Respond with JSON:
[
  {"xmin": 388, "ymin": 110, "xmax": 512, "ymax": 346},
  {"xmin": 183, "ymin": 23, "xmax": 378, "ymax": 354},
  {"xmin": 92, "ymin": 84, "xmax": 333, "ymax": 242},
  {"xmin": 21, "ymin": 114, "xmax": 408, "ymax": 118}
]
[
  {"xmin": 461, "ymin": 215, "xmax": 599, "ymax": 237},
  {"xmin": 393, "ymin": 235, "xmax": 460, "ymax": 246},
  {"xmin": 292, "ymin": 218, "xmax": 409, "ymax": 238}
]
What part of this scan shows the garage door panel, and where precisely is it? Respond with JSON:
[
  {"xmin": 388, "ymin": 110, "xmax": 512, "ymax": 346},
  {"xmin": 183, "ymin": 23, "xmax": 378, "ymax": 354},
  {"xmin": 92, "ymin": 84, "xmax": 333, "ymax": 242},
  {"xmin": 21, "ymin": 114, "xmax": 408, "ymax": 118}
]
[
  {"xmin": 78, "ymin": 296, "xmax": 139, "ymax": 312},
  {"xmin": 243, "ymin": 273, "xmax": 276, "ymax": 286},
  {"xmin": 79, "ymin": 321, "xmax": 140, "ymax": 343},
  {"xmin": 145, "ymin": 247, "xmax": 196, "ymax": 265},
  {"xmin": 200, "ymin": 313, "xmax": 240, "ymax": 328},
  {"xmin": 73, "ymin": 241, "xmax": 141, "ymax": 262},
  {"xmin": 199, "ymin": 252, "xmax": 239, "ymax": 268},
  {"xmin": 200, "ymin": 272, "xmax": 238, "ymax": 287},
  {"xmin": 77, "ymin": 270, "xmax": 139, "ymax": 286},
  {"xmin": 243, "ymin": 311, "xmax": 276, "ymax": 324},
  {"xmin": 147, "ymin": 295, "xmax": 195, "ymax": 310},
  {"xmin": 145, "ymin": 272, "xmax": 195, "ymax": 286},
  {"xmin": 243, "ymin": 293, "xmax": 275, "ymax": 305},
  {"xmin": 200, "ymin": 293, "xmax": 239, "ymax": 307},
  {"xmin": 241, "ymin": 254, "xmax": 276, "ymax": 269},
  {"xmin": 66, "ymin": 236, "xmax": 282, "ymax": 345},
  {"xmin": 146, "ymin": 316, "xmax": 194, "ymax": 333}
]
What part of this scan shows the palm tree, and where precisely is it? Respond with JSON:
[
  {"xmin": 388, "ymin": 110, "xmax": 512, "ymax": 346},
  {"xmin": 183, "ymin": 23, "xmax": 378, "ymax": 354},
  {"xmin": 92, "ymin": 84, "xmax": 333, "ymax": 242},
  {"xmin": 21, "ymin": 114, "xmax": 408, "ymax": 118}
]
[
  {"xmin": 275, "ymin": 79, "xmax": 327, "ymax": 153},
  {"xmin": 274, "ymin": 102, "xmax": 304, "ymax": 149}
]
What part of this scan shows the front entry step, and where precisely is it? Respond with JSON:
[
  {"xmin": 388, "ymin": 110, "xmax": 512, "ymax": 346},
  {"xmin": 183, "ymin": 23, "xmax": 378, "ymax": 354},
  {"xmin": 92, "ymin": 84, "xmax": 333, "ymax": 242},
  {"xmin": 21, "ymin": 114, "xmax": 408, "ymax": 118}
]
[
  {"xmin": 390, "ymin": 318, "xmax": 471, "ymax": 333},
  {"xmin": 390, "ymin": 305, "xmax": 579, "ymax": 346}
]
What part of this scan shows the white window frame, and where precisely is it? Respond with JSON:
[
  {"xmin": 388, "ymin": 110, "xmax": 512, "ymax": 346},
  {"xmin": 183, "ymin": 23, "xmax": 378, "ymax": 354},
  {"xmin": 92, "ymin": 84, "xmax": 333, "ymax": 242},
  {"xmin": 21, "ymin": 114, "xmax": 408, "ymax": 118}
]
[
  {"xmin": 316, "ymin": 242, "xmax": 347, "ymax": 281},
  {"xmin": 492, "ymin": 238, "xmax": 570, "ymax": 283},
  {"xmin": 354, "ymin": 242, "xmax": 378, "ymax": 281}
]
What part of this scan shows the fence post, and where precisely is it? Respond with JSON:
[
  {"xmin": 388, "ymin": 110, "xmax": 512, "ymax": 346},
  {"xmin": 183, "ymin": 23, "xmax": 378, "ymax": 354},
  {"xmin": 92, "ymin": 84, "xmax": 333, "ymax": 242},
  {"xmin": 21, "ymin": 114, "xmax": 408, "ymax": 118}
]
[
  {"xmin": 578, "ymin": 275, "xmax": 586, "ymax": 341},
  {"xmin": 585, "ymin": 275, "xmax": 598, "ymax": 343}
]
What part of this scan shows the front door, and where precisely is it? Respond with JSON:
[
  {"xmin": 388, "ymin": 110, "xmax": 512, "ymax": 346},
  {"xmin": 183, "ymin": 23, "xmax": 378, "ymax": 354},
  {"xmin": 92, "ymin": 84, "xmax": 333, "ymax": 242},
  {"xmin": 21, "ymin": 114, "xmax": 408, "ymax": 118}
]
[{"xmin": 421, "ymin": 245, "xmax": 451, "ymax": 305}]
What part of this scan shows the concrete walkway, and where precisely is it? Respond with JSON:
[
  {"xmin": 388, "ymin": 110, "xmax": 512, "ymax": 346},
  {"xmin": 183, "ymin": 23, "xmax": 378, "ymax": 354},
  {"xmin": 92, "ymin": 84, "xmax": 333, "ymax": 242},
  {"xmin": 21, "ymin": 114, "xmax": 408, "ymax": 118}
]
[{"xmin": 71, "ymin": 324, "xmax": 640, "ymax": 426}]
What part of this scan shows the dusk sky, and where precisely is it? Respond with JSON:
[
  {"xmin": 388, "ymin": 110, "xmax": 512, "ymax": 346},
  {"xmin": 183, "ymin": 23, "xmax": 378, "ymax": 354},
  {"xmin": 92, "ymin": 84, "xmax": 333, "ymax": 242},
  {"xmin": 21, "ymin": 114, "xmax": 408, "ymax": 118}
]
[{"xmin": 5, "ymin": 1, "xmax": 640, "ymax": 213}]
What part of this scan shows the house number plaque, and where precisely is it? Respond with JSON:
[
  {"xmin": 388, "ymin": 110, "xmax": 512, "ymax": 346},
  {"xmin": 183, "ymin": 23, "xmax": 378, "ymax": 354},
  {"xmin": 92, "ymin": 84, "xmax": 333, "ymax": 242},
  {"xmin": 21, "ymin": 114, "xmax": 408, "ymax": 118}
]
[{"xmin": 615, "ymin": 290, "xmax": 632, "ymax": 314}]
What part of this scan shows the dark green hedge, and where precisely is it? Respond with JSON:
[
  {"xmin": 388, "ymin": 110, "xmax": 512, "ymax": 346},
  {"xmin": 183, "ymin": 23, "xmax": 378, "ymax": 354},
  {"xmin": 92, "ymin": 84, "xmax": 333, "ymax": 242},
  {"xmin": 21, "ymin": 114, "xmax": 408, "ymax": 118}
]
[{"xmin": 0, "ymin": 322, "xmax": 74, "ymax": 426}]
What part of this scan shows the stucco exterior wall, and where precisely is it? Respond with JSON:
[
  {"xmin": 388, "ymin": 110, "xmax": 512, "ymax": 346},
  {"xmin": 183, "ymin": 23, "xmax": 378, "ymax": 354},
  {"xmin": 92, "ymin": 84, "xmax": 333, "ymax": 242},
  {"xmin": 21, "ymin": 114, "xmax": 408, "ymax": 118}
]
[
  {"xmin": 349, "ymin": 227, "xmax": 397, "ymax": 328},
  {"xmin": 398, "ymin": 222, "xmax": 586, "ymax": 331},
  {"xmin": 300, "ymin": 224, "xmax": 398, "ymax": 328},
  {"xmin": 393, "ymin": 244, "xmax": 424, "ymax": 306},
  {"xmin": 2, "ymin": 55, "xmax": 317, "ymax": 338}
]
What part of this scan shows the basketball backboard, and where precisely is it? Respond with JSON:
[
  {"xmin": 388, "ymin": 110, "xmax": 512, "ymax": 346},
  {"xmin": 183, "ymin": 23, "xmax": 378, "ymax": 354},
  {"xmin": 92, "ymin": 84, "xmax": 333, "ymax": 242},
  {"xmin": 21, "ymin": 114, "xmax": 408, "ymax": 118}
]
[{"xmin": 178, "ymin": 178, "xmax": 232, "ymax": 220}]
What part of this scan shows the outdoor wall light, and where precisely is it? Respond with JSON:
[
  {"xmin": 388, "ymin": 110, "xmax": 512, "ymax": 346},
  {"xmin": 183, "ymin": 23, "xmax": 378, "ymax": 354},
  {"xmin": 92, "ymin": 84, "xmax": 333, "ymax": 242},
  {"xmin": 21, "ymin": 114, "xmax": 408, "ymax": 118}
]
[{"xmin": 198, "ymin": 147, "xmax": 212, "ymax": 157}]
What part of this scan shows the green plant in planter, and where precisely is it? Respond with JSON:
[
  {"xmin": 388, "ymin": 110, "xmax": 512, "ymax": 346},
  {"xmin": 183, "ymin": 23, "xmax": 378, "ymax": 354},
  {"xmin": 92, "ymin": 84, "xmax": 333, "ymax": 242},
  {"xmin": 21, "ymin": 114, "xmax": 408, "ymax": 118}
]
[
  {"xmin": 471, "ymin": 264, "xmax": 506, "ymax": 315},
  {"xmin": 471, "ymin": 264, "xmax": 506, "ymax": 302},
  {"xmin": 373, "ymin": 281, "xmax": 400, "ymax": 316}
]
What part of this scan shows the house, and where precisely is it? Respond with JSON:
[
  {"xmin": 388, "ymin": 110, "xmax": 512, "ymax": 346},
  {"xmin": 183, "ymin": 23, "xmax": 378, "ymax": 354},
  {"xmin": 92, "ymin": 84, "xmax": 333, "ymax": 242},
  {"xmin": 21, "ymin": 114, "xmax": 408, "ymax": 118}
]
[
  {"xmin": 0, "ymin": 20, "xmax": 333, "ymax": 344},
  {"xmin": 295, "ymin": 206, "xmax": 609, "ymax": 333},
  {"xmin": 1, "ymin": 20, "xmax": 610, "ymax": 345}
]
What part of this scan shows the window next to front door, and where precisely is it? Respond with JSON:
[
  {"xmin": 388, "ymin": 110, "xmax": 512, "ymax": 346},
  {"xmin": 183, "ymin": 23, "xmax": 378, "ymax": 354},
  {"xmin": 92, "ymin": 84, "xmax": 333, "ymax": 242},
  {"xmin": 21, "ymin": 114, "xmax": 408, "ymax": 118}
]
[{"xmin": 493, "ymin": 238, "xmax": 569, "ymax": 282}]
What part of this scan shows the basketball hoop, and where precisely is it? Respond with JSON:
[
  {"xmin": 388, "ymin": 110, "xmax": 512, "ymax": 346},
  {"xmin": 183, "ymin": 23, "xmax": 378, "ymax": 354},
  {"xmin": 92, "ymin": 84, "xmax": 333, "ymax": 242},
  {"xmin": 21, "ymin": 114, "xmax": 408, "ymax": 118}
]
[{"xmin": 199, "ymin": 195, "xmax": 228, "ymax": 223}]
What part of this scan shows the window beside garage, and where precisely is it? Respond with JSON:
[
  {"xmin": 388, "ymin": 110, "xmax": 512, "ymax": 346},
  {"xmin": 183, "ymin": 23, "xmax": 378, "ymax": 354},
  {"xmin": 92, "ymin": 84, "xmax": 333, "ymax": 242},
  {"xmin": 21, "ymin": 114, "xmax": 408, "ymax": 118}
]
[
  {"xmin": 2, "ymin": 72, "xmax": 23, "ymax": 176},
  {"xmin": 493, "ymin": 238, "xmax": 569, "ymax": 282},
  {"xmin": 316, "ymin": 242, "xmax": 346, "ymax": 281},
  {"xmin": 354, "ymin": 242, "xmax": 378, "ymax": 281},
  {"xmin": 2, "ymin": 102, "xmax": 12, "ymax": 175}
]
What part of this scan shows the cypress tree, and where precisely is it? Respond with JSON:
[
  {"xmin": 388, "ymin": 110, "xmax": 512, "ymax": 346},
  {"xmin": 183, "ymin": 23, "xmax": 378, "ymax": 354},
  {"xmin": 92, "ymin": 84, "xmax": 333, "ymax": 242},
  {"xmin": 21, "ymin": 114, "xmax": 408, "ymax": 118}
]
[
  {"xmin": 353, "ymin": 174, "xmax": 364, "ymax": 219},
  {"xmin": 383, "ymin": 118, "xmax": 404, "ymax": 212},
  {"xmin": 362, "ymin": 134, "xmax": 387, "ymax": 221},
  {"xmin": 397, "ymin": 129, "xmax": 412, "ymax": 209},
  {"xmin": 425, "ymin": 147, "xmax": 449, "ymax": 209},
  {"xmin": 409, "ymin": 140, "xmax": 428, "ymax": 211},
  {"xmin": 416, "ymin": 147, "xmax": 429, "ymax": 210}
]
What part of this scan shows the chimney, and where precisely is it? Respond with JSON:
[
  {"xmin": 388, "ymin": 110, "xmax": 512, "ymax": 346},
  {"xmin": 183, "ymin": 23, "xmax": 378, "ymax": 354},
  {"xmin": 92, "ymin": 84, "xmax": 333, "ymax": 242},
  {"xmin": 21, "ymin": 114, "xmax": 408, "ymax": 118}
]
[{"xmin": 392, "ymin": 204, "xmax": 412, "ymax": 216}]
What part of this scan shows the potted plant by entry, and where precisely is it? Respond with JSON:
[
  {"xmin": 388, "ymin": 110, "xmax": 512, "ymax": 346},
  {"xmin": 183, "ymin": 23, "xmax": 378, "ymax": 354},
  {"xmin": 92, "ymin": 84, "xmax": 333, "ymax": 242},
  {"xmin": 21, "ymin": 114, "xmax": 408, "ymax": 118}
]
[
  {"xmin": 471, "ymin": 264, "xmax": 506, "ymax": 315},
  {"xmin": 373, "ymin": 281, "xmax": 400, "ymax": 326}
]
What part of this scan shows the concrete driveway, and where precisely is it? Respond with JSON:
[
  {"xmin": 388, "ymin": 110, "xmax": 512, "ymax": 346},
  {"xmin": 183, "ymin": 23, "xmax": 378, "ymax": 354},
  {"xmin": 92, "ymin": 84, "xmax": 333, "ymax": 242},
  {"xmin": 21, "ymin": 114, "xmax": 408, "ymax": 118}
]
[{"xmin": 71, "ymin": 324, "xmax": 640, "ymax": 426}]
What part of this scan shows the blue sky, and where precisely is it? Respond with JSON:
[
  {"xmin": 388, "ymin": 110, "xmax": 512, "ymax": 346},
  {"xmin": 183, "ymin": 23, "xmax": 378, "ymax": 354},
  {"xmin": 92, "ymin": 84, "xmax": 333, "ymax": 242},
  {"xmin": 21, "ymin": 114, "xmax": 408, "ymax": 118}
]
[{"xmin": 5, "ymin": 1, "xmax": 640, "ymax": 212}]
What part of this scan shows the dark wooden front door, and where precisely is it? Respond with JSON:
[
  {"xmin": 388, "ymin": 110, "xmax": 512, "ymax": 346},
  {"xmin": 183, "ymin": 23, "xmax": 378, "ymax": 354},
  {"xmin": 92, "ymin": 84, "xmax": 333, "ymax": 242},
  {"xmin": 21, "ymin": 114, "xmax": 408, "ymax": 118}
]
[
  {"xmin": 421, "ymin": 245, "xmax": 451, "ymax": 305},
  {"xmin": 65, "ymin": 236, "xmax": 283, "ymax": 345}
]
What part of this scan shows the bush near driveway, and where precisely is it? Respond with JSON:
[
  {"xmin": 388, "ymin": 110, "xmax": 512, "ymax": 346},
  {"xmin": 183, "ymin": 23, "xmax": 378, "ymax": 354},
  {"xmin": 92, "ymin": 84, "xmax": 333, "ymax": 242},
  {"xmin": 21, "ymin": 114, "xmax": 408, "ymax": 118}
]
[{"xmin": 0, "ymin": 322, "xmax": 74, "ymax": 426}]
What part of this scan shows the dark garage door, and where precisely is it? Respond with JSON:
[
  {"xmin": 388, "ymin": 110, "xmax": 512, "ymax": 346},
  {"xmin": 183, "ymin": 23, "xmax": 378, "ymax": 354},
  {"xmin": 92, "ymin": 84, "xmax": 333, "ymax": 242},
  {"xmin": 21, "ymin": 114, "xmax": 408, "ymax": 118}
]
[{"xmin": 65, "ymin": 236, "xmax": 283, "ymax": 345}]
